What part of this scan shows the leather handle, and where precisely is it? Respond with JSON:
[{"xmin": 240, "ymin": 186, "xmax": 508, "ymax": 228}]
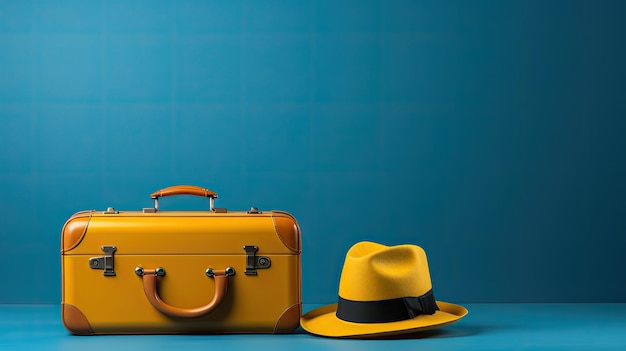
[
  {"xmin": 140, "ymin": 268, "xmax": 230, "ymax": 318},
  {"xmin": 150, "ymin": 185, "xmax": 218, "ymax": 199}
]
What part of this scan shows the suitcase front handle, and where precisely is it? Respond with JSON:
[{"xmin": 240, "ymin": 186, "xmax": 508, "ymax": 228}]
[
  {"xmin": 150, "ymin": 185, "xmax": 218, "ymax": 211},
  {"xmin": 136, "ymin": 266, "xmax": 234, "ymax": 318}
]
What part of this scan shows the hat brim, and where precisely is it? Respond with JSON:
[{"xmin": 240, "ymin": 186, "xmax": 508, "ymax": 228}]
[{"xmin": 300, "ymin": 301, "xmax": 468, "ymax": 338}]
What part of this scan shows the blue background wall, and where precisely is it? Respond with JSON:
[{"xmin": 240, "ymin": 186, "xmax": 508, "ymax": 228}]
[{"xmin": 1, "ymin": 0, "xmax": 625, "ymax": 304}]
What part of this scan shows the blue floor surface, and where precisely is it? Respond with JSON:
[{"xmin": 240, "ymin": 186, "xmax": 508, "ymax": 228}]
[{"xmin": 1, "ymin": 304, "xmax": 625, "ymax": 350}]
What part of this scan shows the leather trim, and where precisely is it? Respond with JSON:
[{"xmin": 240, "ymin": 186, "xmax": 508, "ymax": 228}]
[
  {"xmin": 61, "ymin": 215, "xmax": 91, "ymax": 253},
  {"xmin": 272, "ymin": 212, "xmax": 301, "ymax": 253},
  {"xmin": 62, "ymin": 303, "xmax": 94, "ymax": 335},
  {"xmin": 273, "ymin": 303, "xmax": 301, "ymax": 333}
]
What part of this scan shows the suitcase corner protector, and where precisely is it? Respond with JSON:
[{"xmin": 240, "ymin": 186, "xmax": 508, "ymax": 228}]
[
  {"xmin": 272, "ymin": 215, "xmax": 301, "ymax": 253},
  {"xmin": 62, "ymin": 303, "xmax": 94, "ymax": 335},
  {"xmin": 274, "ymin": 303, "xmax": 302, "ymax": 333},
  {"xmin": 61, "ymin": 215, "xmax": 91, "ymax": 253}
]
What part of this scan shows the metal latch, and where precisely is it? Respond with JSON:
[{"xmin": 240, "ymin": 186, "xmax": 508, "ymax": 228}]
[
  {"xmin": 243, "ymin": 245, "xmax": 271, "ymax": 275},
  {"xmin": 104, "ymin": 207, "xmax": 119, "ymax": 214},
  {"xmin": 89, "ymin": 246, "xmax": 117, "ymax": 276}
]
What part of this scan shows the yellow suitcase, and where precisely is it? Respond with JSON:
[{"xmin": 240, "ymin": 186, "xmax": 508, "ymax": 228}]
[{"xmin": 61, "ymin": 185, "xmax": 302, "ymax": 335}]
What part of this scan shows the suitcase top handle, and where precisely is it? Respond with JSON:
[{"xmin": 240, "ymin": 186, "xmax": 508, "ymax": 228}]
[{"xmin": 150, "ymin": 185, "xmax": 218, "ymax": 211}]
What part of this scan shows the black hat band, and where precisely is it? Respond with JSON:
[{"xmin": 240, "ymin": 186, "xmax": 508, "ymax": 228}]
[{"xmin": 336, "ymin": 289, "xmax": 439, "ymax": 323}]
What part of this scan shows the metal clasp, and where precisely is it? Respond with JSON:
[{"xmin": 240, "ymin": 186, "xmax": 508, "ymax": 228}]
[
  {"xmin": 103, "ymin": 207, "xmax": 119, "ymax": 214},
  {"xmin": 89, "ymin": 246, "xmax": 117, "ymax": 276},
  {"xmin": 243, "ymin": 246, "xmax": 271, "ymax": 275},
  {"xmin": 247, "ymin": 207, "xmax": 261, "ymax": 214}
]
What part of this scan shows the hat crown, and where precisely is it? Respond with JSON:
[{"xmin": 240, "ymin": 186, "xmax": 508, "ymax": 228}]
[{"xmin": 338, "ymin": 242, "xmax": 433, "ymax": 301}]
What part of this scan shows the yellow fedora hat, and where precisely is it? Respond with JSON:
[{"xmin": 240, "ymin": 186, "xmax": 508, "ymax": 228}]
[{"xmin": 300, "ymin": 241, "xmax": 468, "ymax": 338}]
